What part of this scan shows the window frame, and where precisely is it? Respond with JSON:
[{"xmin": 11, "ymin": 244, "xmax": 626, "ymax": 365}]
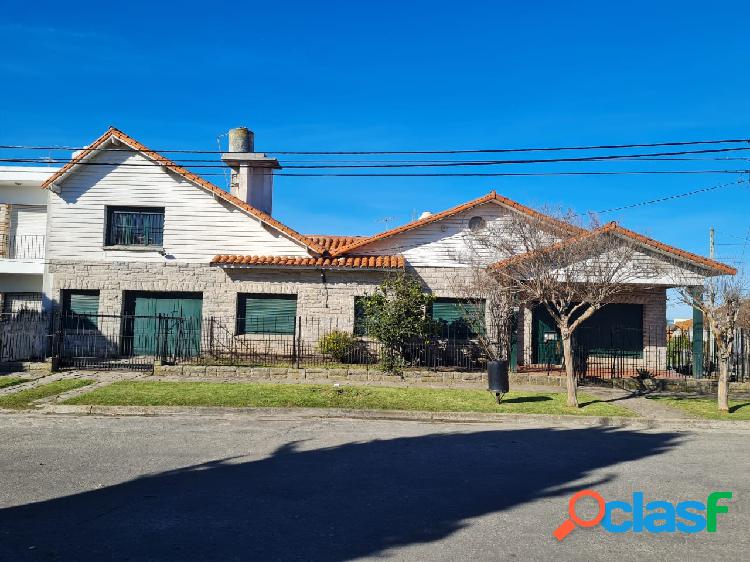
[
  {"xmin": 104, "ymin": 206, "xmax": 165, "ymax": 249},
  {"xmin": 430, "ymin": 297, "xmax": 486, "ymax": 340},
  {"xmin": 236, "ymin": 293, "xmax": 298, "ymax": 335},
  {"xmin": 61, "ymin": 289, "xmax": 100, "ymax": 331}
]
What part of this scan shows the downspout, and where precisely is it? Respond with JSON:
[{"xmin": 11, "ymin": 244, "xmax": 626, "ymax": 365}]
[{"xmin": 320, "ymin": 269, "xmax": 329, "ymax": 308}]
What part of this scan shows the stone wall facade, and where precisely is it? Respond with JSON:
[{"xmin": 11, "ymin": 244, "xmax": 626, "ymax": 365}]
[{"xmin": 46, "ymin": 260, "xmax": 668, "ymax": 361}]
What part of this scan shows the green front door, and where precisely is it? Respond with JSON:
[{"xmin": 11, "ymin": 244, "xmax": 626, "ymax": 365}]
[
  {"xmin": 122, "ymin": 292, "xmax": 203, "ymax": 357},
  {"xmin": 532, "ymin": 305, "xmax": 562, "ymax": 365}
]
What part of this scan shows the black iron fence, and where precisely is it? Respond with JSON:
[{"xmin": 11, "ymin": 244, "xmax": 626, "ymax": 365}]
[
  {"xmin": 0, "ymin": 312, "xmax": 49, "ymax": 363},
  {"xmin": 2, "ymin": 311, "xmax": 749, "ymax": 381},
  {"xmin": 519, "ymin": 324, "xmax": 750, "ymax": 382},
  {"xmin": 193, "ymin": 316, "xmax": 485, "ymax": 371}
]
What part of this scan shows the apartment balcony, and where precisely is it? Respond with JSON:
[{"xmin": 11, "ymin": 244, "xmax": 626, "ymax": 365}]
[{"xmin": 0, "ymin": 234, "xmax": 45, "ymax": 274}]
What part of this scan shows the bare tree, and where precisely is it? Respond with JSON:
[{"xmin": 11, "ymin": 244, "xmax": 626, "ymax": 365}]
[
  {"xmin": 738, "ymin": 299, "xmax": 750, "ymax": 329},
  {"xmin": 463, "ymin": 213, "xmax": 654, "ymax": 407},
  {"xmin": 450, "ymin": 266, "xmax": 517, "ymax": 363},
  {"xmin": 677, "ymin": 276, "xmax": 746, "ymax": 411}
]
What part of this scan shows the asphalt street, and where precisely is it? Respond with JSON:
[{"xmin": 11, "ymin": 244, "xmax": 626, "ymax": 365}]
[{"xmin": 0, "ymin": 413, "xmax": 747, "ymax": 561}]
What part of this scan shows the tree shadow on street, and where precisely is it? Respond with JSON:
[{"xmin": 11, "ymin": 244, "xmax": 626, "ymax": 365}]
[{"xmin": 0, "ymin": 426, "xmax": 680, "ymax": 561}]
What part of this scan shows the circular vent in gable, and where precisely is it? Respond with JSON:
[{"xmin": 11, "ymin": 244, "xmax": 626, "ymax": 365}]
[{"xmin": 468, "ymin": 216, "xmax": 486, "ymax": 231}]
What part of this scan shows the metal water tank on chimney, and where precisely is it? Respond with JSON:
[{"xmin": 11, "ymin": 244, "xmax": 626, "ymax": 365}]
[{"xmin": 229, "ymin": 127, "xmax": 254, "ymax": 153}]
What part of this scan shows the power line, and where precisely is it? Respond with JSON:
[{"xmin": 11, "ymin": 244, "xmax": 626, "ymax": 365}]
[
  {"xmin": 3, "ymin": 146, "xmax": 750, "ymax": 170},
  {"xmin": 4, "ymin": 165, "xmax": 748, "ymax": 177},
  {"xmin": 0, "ymin": 137, "xmax": 748, "ymax": 155},
  {"xmin": 597, "ymin": 179, "xmax": 747, "ymax": 213},
  {"xmin": 277, "ymin": 170, "xmax": 748, "ymax": 177}
]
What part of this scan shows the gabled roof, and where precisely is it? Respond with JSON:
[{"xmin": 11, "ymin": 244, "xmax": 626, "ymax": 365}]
[
  {"xmin": 42, "ymin": 127, "xmax": 325, "ymax": 255},
  {"xmin": 601, "ymin": 222, "xmax": 737, "ymax": 275},
  {"xmin": 211, "ymin": 254, "xmax": 404, "ymax": 269},
  {"xmin": 330, "ymin": 191, "xmax": 585, "ymax": 256},
  {"xmin": 493, "ymin": 221, "xmax": 736, "ymax": 276}
]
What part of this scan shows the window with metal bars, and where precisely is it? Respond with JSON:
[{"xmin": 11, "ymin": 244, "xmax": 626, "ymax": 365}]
[{"xmin": 105, "ymin": 207, "xmax": 164, "ymax": 247}]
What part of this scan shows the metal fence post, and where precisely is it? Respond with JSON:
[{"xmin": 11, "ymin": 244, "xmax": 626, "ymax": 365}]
[{"xmin": 296, "ymin": 316, "xmax": 302, "ymax": 369}]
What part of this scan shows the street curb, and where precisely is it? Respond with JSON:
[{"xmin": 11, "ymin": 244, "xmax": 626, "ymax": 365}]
[{"xmin": 31, "ymin": 404, "xmax": 750, "ymax": 431}]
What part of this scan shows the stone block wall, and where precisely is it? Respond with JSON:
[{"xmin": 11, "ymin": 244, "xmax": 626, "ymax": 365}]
[
  {"xmin": 46, "ymin": 261, "xmax": 668, "ymax": 366},
  {"xmin": 0, "ymin": 203, "xmax": 10, "ymax": 259}
]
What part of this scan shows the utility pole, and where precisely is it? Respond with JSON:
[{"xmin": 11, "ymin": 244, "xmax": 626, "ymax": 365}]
[{"xmin": 709, "ymin": 227, "xmax": 715, "ymax": 259}]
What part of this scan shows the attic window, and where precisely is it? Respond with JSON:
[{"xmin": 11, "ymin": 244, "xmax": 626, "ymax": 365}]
[{"xmin": 468, "ymin": 216, "xmax": 486, "ymax": 232}]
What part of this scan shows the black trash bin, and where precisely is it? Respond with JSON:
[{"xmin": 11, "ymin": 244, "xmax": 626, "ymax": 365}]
[{"xmin": 487, "ymin": 359, "xmax": 509, "ymax": 402}]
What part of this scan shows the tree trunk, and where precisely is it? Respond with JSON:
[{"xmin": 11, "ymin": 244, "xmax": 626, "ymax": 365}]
[
  {"xmin": 718, "ymin": 356, "xmax": 730, "ymax": 412},
  {"xmin": 561, "ymin": 334, "xmax": 578, "ymax": 408}
]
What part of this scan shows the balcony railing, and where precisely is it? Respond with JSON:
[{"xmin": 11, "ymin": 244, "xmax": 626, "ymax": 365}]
[{"xmin": 0, "ymin": 234, "xmax": 46, "ymax": 260}]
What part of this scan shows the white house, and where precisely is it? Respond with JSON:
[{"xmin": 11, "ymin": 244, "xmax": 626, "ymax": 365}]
[
  {"xmin": 37, "ymin": 127, "xmax": 733, "ymax": 372},
  {"xmin": 0, "ymin": 166, "xmax": 58, "ymax": 313}
]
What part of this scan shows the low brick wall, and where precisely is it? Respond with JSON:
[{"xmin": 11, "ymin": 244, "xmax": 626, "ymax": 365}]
[
  {"xmin": 153, "ymin": 364, "xmax": 567, "ymax": 389},
  {"xmin": 0, "ymin": 361, "xmax": 51, "ymax": 374},
  {"xmin": 614, "ymin": 377, "xmax": 750, "ymax": 394}
]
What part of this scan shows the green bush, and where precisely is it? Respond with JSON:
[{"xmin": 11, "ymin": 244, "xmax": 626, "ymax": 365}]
[
  {"xmin": 318, "ymin": 330, "xmax": 358, "ymax": 363},
  {"xmin": 359, "ymin": 272, "xmax": 437, "ymax": 373}
]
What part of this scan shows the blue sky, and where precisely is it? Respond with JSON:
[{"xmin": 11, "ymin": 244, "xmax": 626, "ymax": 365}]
[{"xmin": 2, "ymin": 1, "xmax": 749, "ymax": 318}]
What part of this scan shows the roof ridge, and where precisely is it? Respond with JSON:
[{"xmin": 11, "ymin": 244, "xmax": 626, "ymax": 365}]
[
  {"xmin": 493, "ymin": 222, "xmax": 736, "ymax": 275},
  {"xmin": 607, "ymin": 222, "xmax": 736, "ymax": 275},
  {"xmin": 42, "ymin": 127, "xmax": 325, "ymax": 255},
  {"xmin": 330, "ymin": 191, "xmax": 584, "ymax": 256}
]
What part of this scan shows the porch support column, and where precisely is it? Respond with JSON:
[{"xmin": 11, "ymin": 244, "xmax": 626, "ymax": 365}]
[{"xmin": 692, "ymin": 303, "xmax": 704, "ymax": 379}]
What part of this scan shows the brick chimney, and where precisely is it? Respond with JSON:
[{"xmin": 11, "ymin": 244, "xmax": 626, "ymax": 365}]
[{"xmin": 221, "ymin": 127, "xmax": 280, "ymax": 215}]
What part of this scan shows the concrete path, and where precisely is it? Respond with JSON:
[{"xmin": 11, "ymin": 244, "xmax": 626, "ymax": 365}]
[{"xmin": 581, "ymin": 386, "xmax": 697, "ymax": 420}]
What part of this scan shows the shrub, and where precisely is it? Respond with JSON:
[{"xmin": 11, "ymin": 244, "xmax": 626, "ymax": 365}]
[
  {"xmin": 359, "ymin": 272, "xmax": 437, "ymax": 373},
  {"xmin": 317, "ymin": 330, "xmax": 358, "ymax": 363}
]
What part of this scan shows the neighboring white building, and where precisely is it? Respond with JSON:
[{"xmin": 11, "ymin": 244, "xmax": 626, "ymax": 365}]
[{"xmin": 0, "ymin": 166, "xmax": 58, "ymax": 313}]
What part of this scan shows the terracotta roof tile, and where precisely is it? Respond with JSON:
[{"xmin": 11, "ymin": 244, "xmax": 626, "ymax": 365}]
[
  {"xmin": 493, "ymin": 221, "xmax": 736, "ymax": 275},
  {"xmin": 42, "ymin": 127, "xmax": 325, "ymax": 255},
  {"xmin": 602, "ymin": 222, "xmax": 737, "ymax": 275},
  {"xmin": 304, "ymin": 235, "xmax": 364, "ymax": 251},
  {"xmin": 211, "ymin": 254, "xmax": 404, "ymax": 269},
  {"xmin": 330, "ymin": 191, "xmax": 585, "ymax": 256}
]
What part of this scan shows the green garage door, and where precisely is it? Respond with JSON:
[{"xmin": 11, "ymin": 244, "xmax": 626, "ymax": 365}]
[
  {"xmin": 122, "ymin": 292, "xmax": 203, "ymax": 357},
  {"xmin": 532, "ymin": 303, "xmax": 644, "ymax": 363}
]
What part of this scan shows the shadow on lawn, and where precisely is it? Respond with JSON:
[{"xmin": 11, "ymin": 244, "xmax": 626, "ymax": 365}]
[
  {"xmin": 0, "ymin": 427, "xmax": 680, "ymax": 561},
  {"xmin": 499, "ymin": 395, "xmax": 553, "ymax": 403}
]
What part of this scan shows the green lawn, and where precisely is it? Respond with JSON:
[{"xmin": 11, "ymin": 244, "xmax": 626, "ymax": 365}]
[
  {"xmin": 0, "ymin": 379, "xmax": 94, "ymax": 410},
  {"xmin": 646, "ymin": 396, "xmax": 750, "ymax": 420},
  {"xmin": 0, "ymin": 376, "xmax": 28, "ymax": 390},
  {"xmin": 65, "ymin": 381, "xmax": 635, "ymax": 417}
]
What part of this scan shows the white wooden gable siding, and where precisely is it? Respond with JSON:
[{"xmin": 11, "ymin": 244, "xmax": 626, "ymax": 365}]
[
  {"xmin": 355, "ymin": 202, "xmax": 542, "ymax": 267},
  {"xmin": 564, "ymin": 248, "xmax": 710, "ymax": 286},
  {"xmin": 46, "ymin": 149, "xmax": 309, "ymax": 262}
]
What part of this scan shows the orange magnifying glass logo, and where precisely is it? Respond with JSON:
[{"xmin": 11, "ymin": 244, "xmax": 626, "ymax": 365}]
[{"xmin": 553, "ymin": 489, "xmax": 606, "ymax": 541}]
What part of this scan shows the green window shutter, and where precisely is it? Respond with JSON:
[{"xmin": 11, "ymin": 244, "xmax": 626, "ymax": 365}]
[
  {"xmin": 63, "ymin": 290, "xmax": 99, "ymax": 330},
  {"xmin": 238, "ymin": 294, "xmax": 297, "ymax": 335},
  {"xmin": 577, "ymin": 303, "xmax": 644, "ymax": 357},
  {"xmin": 431, "ymin": 298, "xmax": 485, "ymax": 339}
]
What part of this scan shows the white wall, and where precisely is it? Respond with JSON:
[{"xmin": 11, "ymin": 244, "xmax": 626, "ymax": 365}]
[
  {"xmin": 355, "ymin": 202, "xmax": 527, "ymax": 266},
  {"xmin": 0, "ymin": 273, "xmax": 43, "ymax": 293},
  {"xmin": 47, "ymin": 149, "xmax": 309, "ymax": 262}
]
